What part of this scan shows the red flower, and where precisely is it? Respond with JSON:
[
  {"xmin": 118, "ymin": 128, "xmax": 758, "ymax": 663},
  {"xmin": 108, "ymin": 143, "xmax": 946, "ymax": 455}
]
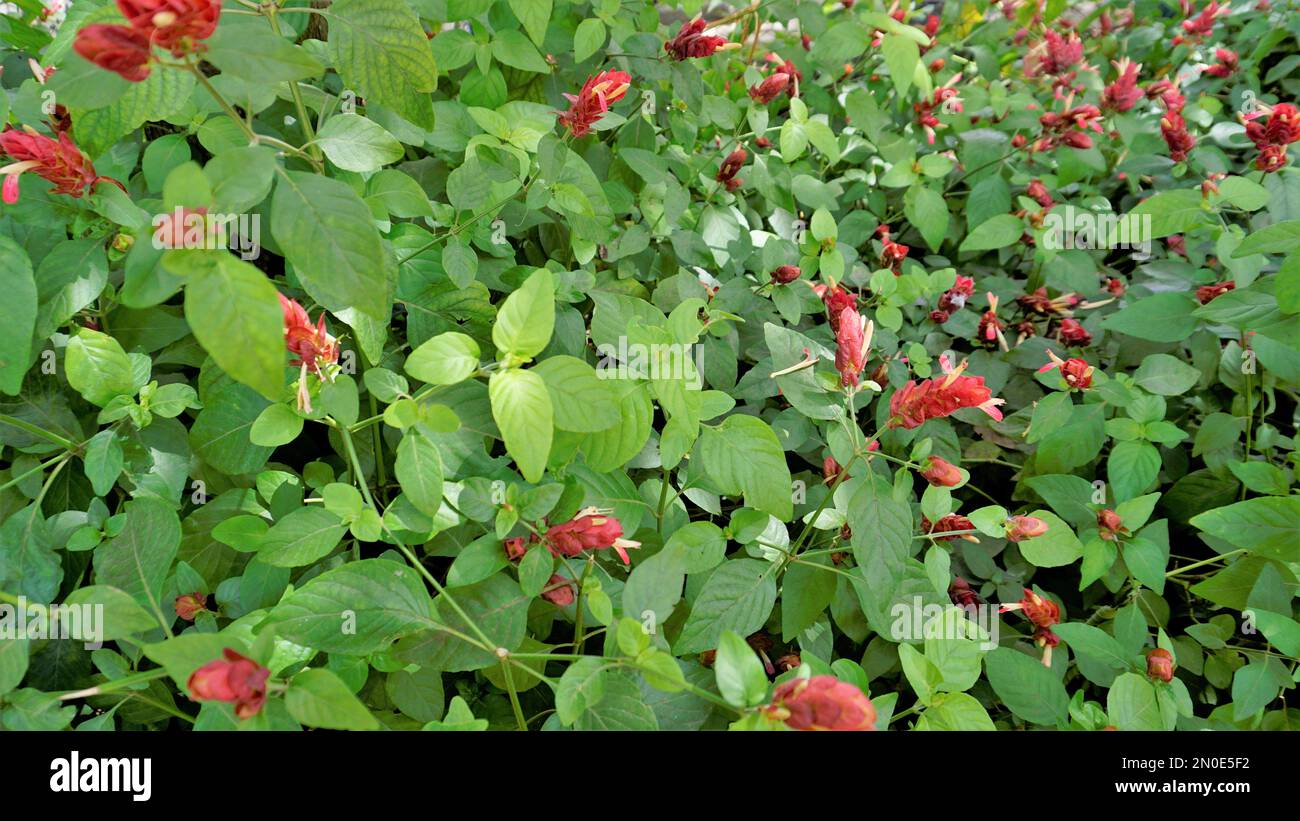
[
  {"xmin": 920, "ymin": 456, "xmax": 962, "ymax": 487},
  {"xmin": 120, "ymin": 0, "xmax": 221, "ymax": 50},
  {"xmin": 1147, "ymin": 648, "xmax": 1175, "ymax": 683},
  {"xmin": 812, "ymin": 283, "xmax": 858, "ymax": 330},
  {"xmin": 1179, "ymin": 1, "xmax": 1227, "ymax": 43},
  {"xmin": 0, "ymin": 127, "xmax": 120, "ymax": 204},
  {"xmin": 765, "ymin": 676, "xmax": 876, "ymax": 731},
  {"xmin": 557, "ymin": 70, "xmax": 631, "ymax": 138},
  {"xmin": 543, "ymin": 507, "xmax": 641, "ymax": 565},
  {"xmin": 834, "ymin": 308, "xmax": 870, "ymax": 388},
  {"xmin": 1196, "ymin": 281, "xmax": 1235, "ymax": 304},
  {"xmin": 1160, "ymin": 110, "xmax": 1196, "ymax": 162},
  {"xmin": 770, "ymin": 264, "xmax": 801, "ymax": 284},
  {"xmin": 877, "ymin": 225, "xmax": 910, "ymax": 271},
  {"xmin": 977, "ymin": 293, "xmax": 1006, "ymax": 349},
  {"xmin": 279, "ymin": 293, "xmax": 340, "ymax": 412},
  {"xmin": 716, "ymin": 146, "xmax": 746, "ymax": 183},
  {"xmin": 1005, "ymin": 515, "xmax": 1049, "ymax": 542},
  {"xmin": 152, "ymin": 206, "xmax": 210, "ymax": 249},
  {"xmin": 1001, "ymin": 589, "xmax": 1060, "ymax": 629},
  {"xmin": 888, "ymin": 357, "xmax": 1005, "ymax": 429},
  {"xmin": 749, "ymin": 72, "xmax": 791, "ymax": 104},
  {"xmin": 1243, "ymin": 103, "xmax": 1300, "ymax": 173},
  {"xmin": 1102, "ymin": 58, "xmax": 1143, "ymax": 112},
  {"xmin": 949, "ymin": 577, "xmax": 983, "ymax": 609},
  {"xmin": 1018, "ymin": 287, "xmax": 1077, "ymax": 316},
  {"xmin": 776, "ymin": 653, "xmax": 802, "ymax": 673},
  {"xmin": 73, "ymin": 24, "xmax": 152, "ymax": 82},
  {"xmin": 1097, "ymin": 509, "xmax": 1127, "ymax": 541},
  {"xmin": 937, "ymin": 276, "xmax": 975, "ymax": 314},
  {"xmin": 1146, "ymin": 78, "xmax": 1185, "ymax": 113},
  {"xmin": 187, "ymin": 649, "xmax": 271, "ymax": 719},
  {"xmin": 1025, "ymin": 29, "xmax": 1084, "ymax": 77},
  {"xmin": 541, "ymin": 574, "xmax": 576, "ymax": 606},
  {"xmin": 174, "ymin": 591, "xmax": 208, "ymax": 621},
  {"xmin": 1038, "ymin": 350, "xmax": 1094, "ymax": 389},
  {"xmin": 1056, "ymin": 317, "xmax": 1092, "ymax": 346},
  {"xmin": 1204, "ymin": 48, "xmax": 1237, "ymax": 78},
  {"xmin": 822, "ymin": 456, "xmax": 843, "ymax": 485},
  {"xmin": 665, "ymin": 17, "xmax": 735, "ymax": 60},
  {"xmin": 503, "ymin": 537, "xmax": 528, "ymax": 561},
  {"xmin": 1026, "ymin": 178, "xmax": 1053, "ymax": 208},
  {"xmin": 921, "ymin": 514, "xmax": 977, "ymax": 542}
]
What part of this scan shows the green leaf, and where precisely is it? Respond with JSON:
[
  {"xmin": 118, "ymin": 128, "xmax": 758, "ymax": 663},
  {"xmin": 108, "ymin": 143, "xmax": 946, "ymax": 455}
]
[
  {"xmin": 1018, "ymin": 510, "xmax": 1084, "ymax": 568},
  {"xmin": 984, "ymin": 647, "xmax": 1069, "ymax": 726},
  {"xmin": 0, "ymin": 237, "xmax": 36, "ymax": 396},
  {"xmin": 271, "ymin": 170, "xmax": 390, "ymax": 321},
  {"xmin": 206, "ymin": 16, "xmax": 325, "ymax": 83},
  {"xmin": 905, "ymin": 185, "xmax": 948, "ymax": 251},
  {"xmin": 532, "ymin": 354, "xmax": 619, "ymax": 432},
  {"xmin": 881, "ymin": 33, "xmax": 919, "ymax": 97},
  {"xmin": 258, "ymin": 507, "xmax": 347, "ymax": 567},
  {"xmin": 1231, "ymin": 661, "xmax": 1280, "ymax": 720},
  {"xmin": 1190, "ymin": 497, "xmax": 1300, "ymax": 562},
  {"xmin": 316, "ymin": 113, "xmax": 404, "ymax": 172},
  {"xmin": 186, "ymin": 255, "xmax": 286, "ymax": 400},
  {"xmin": 915, "ymin": 692, "xmax": 995, "ymax": 730},
  {"xmin": 488, "ymin": 368, "xmax": 553, "ymax": 483},
  {"xmin": 958, "ymin": 213, "xmax": 1022, "ymax": 253},
  {"xmin": 264, "ymin": 559, "xmax": 434, "ymax": 654},
  {"xmin": 66, "ymin": 328, "xmax": 135, "ymax": 407},
  {"xmin": 674, "ymin": 559, "xmax": 777, "ymax": 655},
  {"xmin": 327, "ymin": 0, "xmax": 438, "ymax": 129},
  {"xmin": 83, "ymin": 429, "xmax": 124, "ymax": 496},
  {"xmin": 492, "ymin": 268, "xmax": 555, "ymax": 360},
  {"xmin": 405, "ymin": 332, "xmax": 481, "ymax": 386},
  {"xmin": 1107, "ymin": 671, "xmax": 1163, "ymax": 729},
  {"xmin": 781, "ymin": 554, "xmax": 838, "ymax": 641},
  {"xmin": 286, "ymin": 668, "xmax": 380, "ymax": 730},
  {"xmin": 696, "ymin": 415, "xmax": 793, "ymax": 520},
  {"xmin": 1108, "ymin": 440, "xmax": 1160, "ymax": 502},
  {"xmin": 715, "ymin": 630, "xmax": 770, "ymax": 707},
  {"xmin": 1232, "ymin": 219, "xmax": 1300, "ymax": 257},
  {"xmin": 1102, "ymin": 293, "xmax": 1199, "ymax": 342},
  {"xmin": 93, "ymin": 497, "xmax": 180, "ymax": 621},
  {"xmin": 555, "ymin": 656, "xmax": 609, "ymax": 725},
  {"xmin": 395, "ymin": 429, "xmax": 445, "ymax": 517},
  {"xmin": 1133, "ymin": 353, "xmax": 1200, "ymax": 395},
  {"xmin": 1053, "ymin": 622, "xmax": 1135, "ymax": 670},
  {"xmin": 1127, "ymin": 189, "xmax": 1209, "ymax": 238},
  {"xmin": 492, "ymin": 30, "xmax": 551, "ymax": 73},
  {"xmin": 573, "ymin": 18, "xmax": 605, "ymax": 63},
  {"xmin": 509, "ymin": 0, "xmax": 551, "ymax": 47},
  {"xmin": 394, "ymin": 573, "xmax": 530, "ymax": 671},
  {"xmin": 250, "ymin": 403, "xmax": 304, "ymax": 447},
  {"xmin": 622, "ymin": 544, "xmax": 686, "ymax": 630}
]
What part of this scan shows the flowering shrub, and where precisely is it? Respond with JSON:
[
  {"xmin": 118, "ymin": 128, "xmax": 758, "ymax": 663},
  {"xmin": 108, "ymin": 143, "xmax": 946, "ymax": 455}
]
[{"xmin": 0, "ymin": 0, "xmax": 1297, "ymax": 732}]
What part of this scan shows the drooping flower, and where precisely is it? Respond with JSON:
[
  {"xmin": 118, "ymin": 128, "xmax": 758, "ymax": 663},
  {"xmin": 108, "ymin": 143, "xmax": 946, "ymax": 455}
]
[
  {"xmin": 834, "ymin": 307, "xmax": 870, "ymax": 388},
  {"xmin": 543, "ymin": 506, "xmax": 641, "ymax": 565},
  {"xmin": 921, "ymin": 514, "xmax": 978, "ymax": 542},
  {"xmin": 888, "ymin": 357, "xmax": 1005, "ymax": 429},
  {"xmin": 556, "ymin": 70, "xmax": 631, "ymax": 138},
  {"xmin": 764, "ymin": 675, "xmax": 876, "ymax": 731},
  {"xmin": 877, "ymin": 225, "xmax": 910, "ymax": 272},
  {"xmin": 73, "ymin": 24, "xmax": 152, "ymax": 82},
  {"xmin": 174, "ymin": 591, "xmax": 208, "ymax": 621},
  {"xmin": 187, "ymin": 648, "xmax": 271, "ymax": 719},
  {"xmin": 770, "ymin": 264, "xmax": 801, "ymax": 285},
  {"xmin": 749, "ymin": 72, "xmax": 791, "ymax": 104},
  {"xmin": 1147, "ymin": 648, "xmax": 1175, "ymax": 683},
  {"xmin": 1038, "ymin": 350, "xmax": 1094, "ymax": 389},
  {"xmin": 1242, "ymin": 103, "xmax": 1300, "ymax": 173},
  {"xmin": 73, "ymin": 0, "xmax": 222, "ymax": 82},
  {"xmin": 1097, "ymin": 508, "xmax": 1127, "ymax": 541},
  {"xmin": 1025, "ymin": 178, "xmax": 1053, "ymax": 209},
  {"xmin": 715, "ymin": 145, "xmax": 746, "ymax": 191},
  {"xmin": 822, "ymin": 456, "xmax": 843, "ymax": 485},
  {"xmin": 1196, "ymin": 281, "xmax": 1235, "ymax": 304},
  {"xmin": 1018, "ymin": 287, "xmax": 1078, "ymax": 317},
  {"xmin": 503, "ymin": 537, "xmax": 528, "ymax": 561},
  {"xmin": 811, "ymin": 283, "xmax": 858, "ymax": 331},
  {"xmin": 1204, "ymin": 48, "xmax": 1238, "ymax": 78},
  {"xmin": 920, "ymin": 456, "xmax": 962, "ymax": 487},
  {"xmin": 279, "ymin": 293, "xmax": 340, "ymax": 413},
  {"xmin": 541, "ymin": 574, "xmax": 576, "ymax": 606},
  {"xmin": 936, "ymin": 275, "xmax": 975, "ymax": 316},
  {"xmin": 664, "ymin": 17, "xmax": 737, "ymax": 60},
  {"xmin": 1005, "ymin": 515, "xmax": 1049, "ymax": 542},
  {"xmin": 977, "ymin": 292, "xmax": 1008, "ymax": 350},
  {"xmin": 1000, "ymin": 588, "xmax": 1061, "ymax": 666},
  {"xmin": 949, "ymin": 576, "xmax": 983, "ymax": 609},
  {"xmin": 1101, "ymin": 58, "xmax": 1143, "ymax": 112},
  {"xmin": 1056, "ymin": 317, "xmax": 1092, "ymax": 346},
  {"xmin": 1160, "ymin": 110, "xmax": 1196, "ymax": 162},
  {"xmin": 0, "ymin": 127, "xmax": 118, "ymax": 203}
]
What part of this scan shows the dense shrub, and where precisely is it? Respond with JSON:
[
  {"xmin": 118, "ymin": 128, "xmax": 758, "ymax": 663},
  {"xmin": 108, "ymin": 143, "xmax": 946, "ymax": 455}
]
[{"xmin": 0, "ymin": 0, "xmax": 1298, "ymax": 731}]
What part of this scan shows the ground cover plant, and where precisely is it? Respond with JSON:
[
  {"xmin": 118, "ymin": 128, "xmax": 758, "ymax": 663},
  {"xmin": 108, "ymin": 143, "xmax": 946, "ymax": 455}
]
[{"xmin": 0, "ymin": 0, "xmax": 1298, "ymax": 732}]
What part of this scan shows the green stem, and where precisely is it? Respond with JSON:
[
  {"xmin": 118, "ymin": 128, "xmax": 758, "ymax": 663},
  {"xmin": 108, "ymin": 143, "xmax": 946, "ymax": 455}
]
[
  {"xmin": 1166, "ymin": 548, "xmax": 1247, "ymax": 578},
  {"xmin": 500, "ymin": 659, "xmax": 528, "ymax": 731},
  {"xmin": 0, "ymin": 413, "xmax": 76, "ymax": 450}
]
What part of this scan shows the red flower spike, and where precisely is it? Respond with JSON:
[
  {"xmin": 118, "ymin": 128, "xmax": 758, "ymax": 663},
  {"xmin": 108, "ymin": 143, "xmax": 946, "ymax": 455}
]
[
  {"xmin": 557, "ymin": 70, "xmax": 631, "ymax": 138},
  {"xmin": 765, "ymin": 676, "xmax": 876, "ymax": 731},
  {"xmin": 187, "ymin": 648, "xmax": 271, "ymax": 719}
]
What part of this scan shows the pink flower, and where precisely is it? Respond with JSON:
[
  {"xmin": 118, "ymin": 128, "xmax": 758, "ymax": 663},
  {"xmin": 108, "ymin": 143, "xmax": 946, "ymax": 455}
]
[
  {"xmin": 765, "ymin": 676, "xmax": 876, "ymax": 731},
  {"xmin": 187, "ymin": 649, "xmax": 270, "ymax": 719},
  {"xmin": 888, "ymin": 357, "xmax": 1005, "ymax": 429},
  {"xmin": 1005, "ymin": 515, "xmax": 1048, "ymax": 542},
  {"xmin": 0, "ymin": 127, "xmax": 119, "ymax": 203},
  {"xmin": 833, "ymin": 308, "xmax": 870, "ymax": 388},
  {"xmin": 174, "ymin": 591, "xmax": 208, "ymax": 621},
  {"xmin": 920, "ymin": 456, "xmax": 962, "ymax": 487},
  {"xmin": 543, "ymin": 507, "xmax": 641, "ymax": 565}
]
